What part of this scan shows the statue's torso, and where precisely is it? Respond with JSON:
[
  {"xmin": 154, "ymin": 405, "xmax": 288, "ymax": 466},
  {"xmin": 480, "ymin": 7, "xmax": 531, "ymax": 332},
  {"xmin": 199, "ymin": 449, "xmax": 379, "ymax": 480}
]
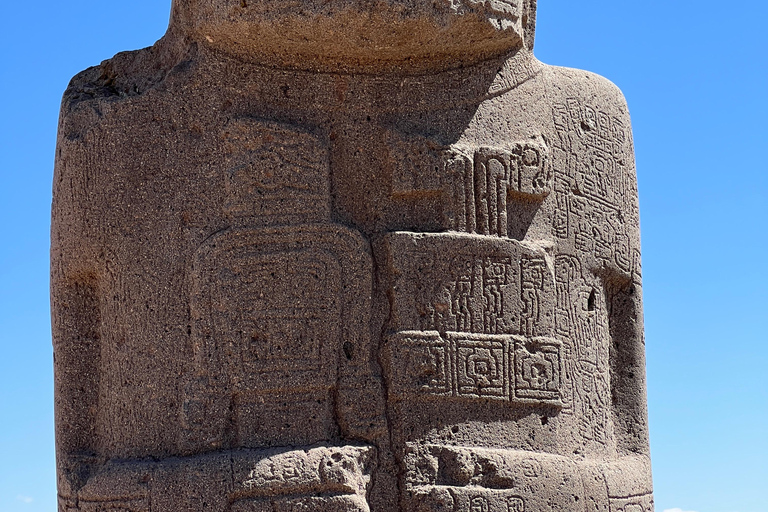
[{"xmin": 52, "ymin": 46, "xmax": 652, "ymax": 512}]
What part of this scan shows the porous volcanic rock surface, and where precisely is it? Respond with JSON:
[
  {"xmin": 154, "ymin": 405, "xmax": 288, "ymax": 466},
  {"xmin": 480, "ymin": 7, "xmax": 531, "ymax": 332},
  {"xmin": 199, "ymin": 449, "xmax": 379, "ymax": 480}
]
[{"xmin": 52, "ymin": 1, "xmax": 653, "ymax": 510}]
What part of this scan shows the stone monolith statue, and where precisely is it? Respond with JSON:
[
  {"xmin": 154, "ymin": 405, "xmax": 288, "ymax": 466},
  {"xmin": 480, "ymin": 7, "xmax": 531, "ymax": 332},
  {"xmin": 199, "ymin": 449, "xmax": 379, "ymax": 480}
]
[{"xmin": 52, "ymin": 1, "xmax": 653, "ymax": 510}]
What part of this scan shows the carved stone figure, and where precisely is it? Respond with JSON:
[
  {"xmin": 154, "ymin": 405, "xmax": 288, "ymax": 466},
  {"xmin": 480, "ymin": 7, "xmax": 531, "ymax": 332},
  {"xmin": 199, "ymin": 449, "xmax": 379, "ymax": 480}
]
[{"xmin": 52, "ymin": 1, "xmax": 653, "ymax": 511}]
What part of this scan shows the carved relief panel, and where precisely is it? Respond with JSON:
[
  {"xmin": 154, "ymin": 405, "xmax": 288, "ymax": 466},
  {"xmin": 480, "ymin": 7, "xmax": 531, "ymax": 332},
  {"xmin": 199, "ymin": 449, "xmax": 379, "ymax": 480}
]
[
  {"xmin": 386, "ymin": 331, "xmax": 562, "ymax": 406},
  {"xmin": 184, "ymin": 225, "xmax": 372, "ymax": 450},
  {"xmin": 388, "ymin": 134, "xmax": 552, "ymax": 236},
  {"xmin": 552, "ymin": 99, "xmax": 640, "ymax": 281},
  {"xmin": 379, "ymin": 232, "xmax": 563, "ymax": 413},
  {"xmin": 179, "ymin": 119, "xmax": 374, "ymax": 451},
  {"xmin": 221, "ymin": 119, "xmax": 331, "ymax": 225},
  {"xmin": 382, "ymin": 232, "xmax": 554, "ymax": 337}
]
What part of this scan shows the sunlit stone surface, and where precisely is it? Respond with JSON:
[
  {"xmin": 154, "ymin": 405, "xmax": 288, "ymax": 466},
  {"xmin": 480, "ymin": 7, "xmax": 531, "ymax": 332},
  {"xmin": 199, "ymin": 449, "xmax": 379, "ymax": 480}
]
[{"xmin": 52, "ymin": 1, "xmax": 653, "ymax": 510}]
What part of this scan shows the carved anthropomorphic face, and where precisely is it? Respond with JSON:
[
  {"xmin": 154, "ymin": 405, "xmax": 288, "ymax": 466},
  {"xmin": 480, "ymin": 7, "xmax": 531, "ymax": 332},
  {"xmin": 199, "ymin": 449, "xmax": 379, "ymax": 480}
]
[{"xmin": 168, "ymin": 0, "xmax": 537, "ymax": 72}]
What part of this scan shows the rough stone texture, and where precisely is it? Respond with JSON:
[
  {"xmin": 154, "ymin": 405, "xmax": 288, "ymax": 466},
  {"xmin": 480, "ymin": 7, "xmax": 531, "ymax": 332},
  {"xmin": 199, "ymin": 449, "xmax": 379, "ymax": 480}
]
[{"xmin": 52, "ymin": 1, "xmax": 653, "ymax": 510}]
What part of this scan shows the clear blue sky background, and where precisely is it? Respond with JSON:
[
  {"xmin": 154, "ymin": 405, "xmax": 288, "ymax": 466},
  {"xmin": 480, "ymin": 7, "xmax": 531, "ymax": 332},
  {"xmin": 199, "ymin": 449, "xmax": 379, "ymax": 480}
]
[{"xmin": 1, "ymin": 1, "xmax": 766, "ymax": 511}]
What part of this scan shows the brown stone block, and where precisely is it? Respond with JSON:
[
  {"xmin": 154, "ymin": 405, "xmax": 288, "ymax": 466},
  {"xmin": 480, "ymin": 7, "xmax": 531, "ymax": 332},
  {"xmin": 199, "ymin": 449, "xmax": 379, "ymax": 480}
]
[{"xmin": 53, "ymin": 0, "xmax": 652, "ymax": 509}]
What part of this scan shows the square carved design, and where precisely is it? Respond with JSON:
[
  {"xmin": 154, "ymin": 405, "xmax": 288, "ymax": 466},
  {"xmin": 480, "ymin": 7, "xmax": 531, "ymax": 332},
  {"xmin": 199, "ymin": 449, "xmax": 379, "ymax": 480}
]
[
  {"xmin": 385, "ymin": 332, "xmax": 562, "ymax": 406},
  {"xmin": 385, "ymin": 332, "xmax": 453, "ymax": 398},
  {"xmin": 514, "ymin": 337, "xmax": 562, "ymax": 401},
  {"xmin": 454, "ymin": 334, "xmax": 507, "ymax": 399}
]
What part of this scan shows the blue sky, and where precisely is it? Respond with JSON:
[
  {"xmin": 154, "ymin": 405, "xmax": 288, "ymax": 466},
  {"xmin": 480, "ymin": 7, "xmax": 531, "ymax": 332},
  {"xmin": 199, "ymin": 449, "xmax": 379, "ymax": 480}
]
[{"xmin": 0, "ymin": 1, "xmax": 766, "ymax": 511}]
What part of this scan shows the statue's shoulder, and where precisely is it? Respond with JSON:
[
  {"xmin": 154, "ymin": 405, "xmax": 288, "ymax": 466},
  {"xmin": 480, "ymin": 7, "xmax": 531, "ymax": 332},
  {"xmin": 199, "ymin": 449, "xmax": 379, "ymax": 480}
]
[
  {"xmin": 62, "ymin": 48, "xmax": 151, "ymax": 112},
  {"xmin": 58, "ymin": 38, "xmax": 193, "ymax": 148},
  {"xmin": 540, "ymin": 63, "xmax": 631, "ymax": 122},
  {"xmin": 61, "ymin": 38, "xmax": 187, "ymax": 118}
]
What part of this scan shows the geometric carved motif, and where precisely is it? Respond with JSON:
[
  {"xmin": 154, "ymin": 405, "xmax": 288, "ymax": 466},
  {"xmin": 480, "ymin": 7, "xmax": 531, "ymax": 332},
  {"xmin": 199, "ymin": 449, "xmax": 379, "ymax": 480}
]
[
  {"xmin": 553, "ymin": 252, "xmax": 612, "ymax": 448},
  {"xmin": 193, "ymin": 244, "xmax": 341, "ymax": 392},
  {"xmin": 514, "ymin": 338, "xmax": 561, "ymax": 401},
  {"xmin": 520, "ymin": 257, "xmax": 551, "ymax": 337},
  {"xmin": 458, "ymin": 335, "xmax": 506, "ymax": 399},
  {"xmin": 507, "ymin": 497, "xmax": 525, "ymax": 512},
  {"xmin": 424, "ymin": 253, "xmax": 518, "ymax": 335},
  {"xmin": 609, "ymin": 494, "xmax": 654, "ymax": 512},
  {"xmin": 409, "ymin": 488, "xmax": 532, "ymax": 512},
  {"xmin": 389, "ymin": 136, "xmax": 552, "ymax": 236},
  {"xmin": 552, "ymin": 99, "xmax": 629, "ymax": 209},
  {"xmin": 386, "ymin": 331, "xmax": 562, "ymax": 406},
  {"xmin": 552, "ymin": 98, "xmax": 640, "ymax": 281},
  {"xmin": 451, "ymin": 143, "xmax": 552, "ymax": 235},
  {"xmin": 185, "ymin": 225, "xmax": 371, "ymax": 447},
  {"xmin": 222, "ymin": 119, "xmax": 330, "ymax": 225},
  {"xmin": 464, "ymin": 494, "xmax": 526, "ymax": 512},
  {"xmin": 383, "ymin": 232, "xmax": 555, "ymax": 339}
]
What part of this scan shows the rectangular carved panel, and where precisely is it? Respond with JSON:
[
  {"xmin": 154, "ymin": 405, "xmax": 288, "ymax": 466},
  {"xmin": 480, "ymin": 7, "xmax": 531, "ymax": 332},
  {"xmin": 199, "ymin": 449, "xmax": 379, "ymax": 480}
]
[
  {"xmin": 185, "ymin": 225, "xmax": 372, "ymax": 449},
  {"xmin": 455, "ymin": 333, "xmax": 508, "ymax": 399},
  {"xmin": 388, "ymin": 135, "xmax": 551, "ymax": 236},
  {"xmin": 385, "ymin": 331, "xmax": 562, "ymax": 407},
  {"xmin": 222, "ymin": 119, "xmax": 331, "ymax": 224},
  {"xmin": 514, "ymin": 337, "xmax": 562, "ymax": 401},
  {"xmin": 194, "ymin": 245, "xmax": 341, "ymax": 392},
  {"xmin": 380, "ymin": 232, "xmax": 554, "ymax": 337},
  {"xmin": 403, "ymin": 447, "xmax": 582, "ymax": 512}
]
